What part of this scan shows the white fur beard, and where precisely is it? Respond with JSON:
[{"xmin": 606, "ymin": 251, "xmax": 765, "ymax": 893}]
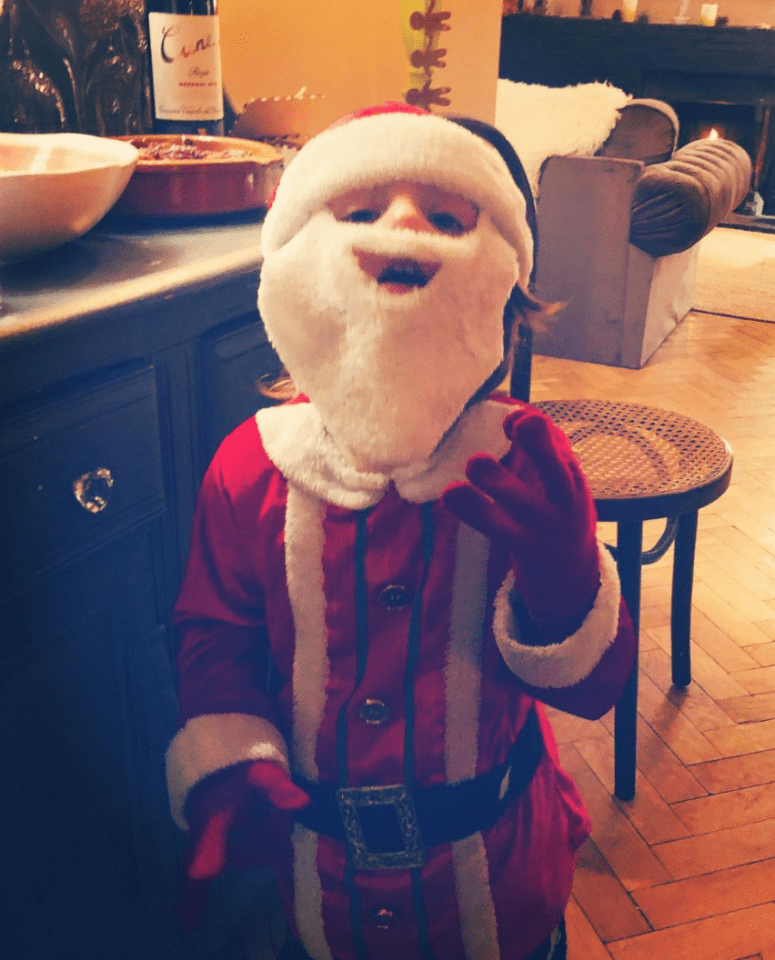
[{"xmin": 258, "ymin": 212, "xmax": 519, "ymax": 474}]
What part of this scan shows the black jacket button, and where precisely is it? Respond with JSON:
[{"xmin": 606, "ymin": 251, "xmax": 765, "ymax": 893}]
[
  {"xmin": 369, "ymin": 907, "xmax": 400, "ymax": 930},
  {"xmin": 359, "ymin": 698, "xmax": 390, "ymax": 725},
  {"xmin": 379, "ymin": 584, "xmax": 411, "ymax": 609}
]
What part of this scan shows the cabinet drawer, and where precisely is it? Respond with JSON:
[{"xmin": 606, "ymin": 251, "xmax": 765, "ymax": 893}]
[{"xmin": 0, "ymin": 366, "xmax": 165, "ymax": 593}]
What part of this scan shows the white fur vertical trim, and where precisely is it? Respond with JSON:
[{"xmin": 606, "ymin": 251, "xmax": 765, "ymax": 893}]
[
  {"xmin": 292, "ymin": 823, "xmax": 334, "ymax": 960},
  {"xmin": 492, "ymin": 543, "xmax": 621, "ymax": 689},
  {"xmin": 445, "ymin": 523, "xmax": 489, "ymax": 783},
  {"xmin": 285, "ymin": 485, "xmax": 330, "ymax": 780},
  {"xmin": 547, "ymin": 923, "xmax": 563, "ymax": 959},
  {"xmin": 446, "ymin": 524, "xmax": 501, "ymax": 959},
  {"xmin": 451, "ymin": 835, "xmax": 501, "ymax": 960}
]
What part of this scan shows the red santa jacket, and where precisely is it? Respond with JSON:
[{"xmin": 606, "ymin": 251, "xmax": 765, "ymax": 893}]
[{"xmin": 167, "ymin": 394, "xmax": 635, "ymax": 960}]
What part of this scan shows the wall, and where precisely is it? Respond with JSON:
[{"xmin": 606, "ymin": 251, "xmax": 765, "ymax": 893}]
[
  {"xmin": 540, "ymin": 1, "xmax": 775, "ymax": 25},
  {"xmin": 218, "ymin": 0, "xmax": 503, "ymax": 138}
]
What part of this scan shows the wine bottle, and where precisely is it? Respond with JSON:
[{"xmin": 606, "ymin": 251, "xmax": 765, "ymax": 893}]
[{"xmin": 146, "ymin": 0, "xmax": 225, "ymax": 136}]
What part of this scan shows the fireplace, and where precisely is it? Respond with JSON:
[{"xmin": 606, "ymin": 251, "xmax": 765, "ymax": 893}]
[
  {"xmin": 671, "ymin": 100, "xmax": 774, "ymax": 215},
  {"xmin": 675, "ymin": 102, "xmax": 758, "ymax": 154},
  {"xmin": 499, "ymin": 15, "xmax": 775, "ymax": 224}
]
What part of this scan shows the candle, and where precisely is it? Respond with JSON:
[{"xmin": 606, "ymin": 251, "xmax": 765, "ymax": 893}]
[
  {"xmin": 622, "ymin": 0, "xmax": 638, "ymax": 22},
  {"xmin": 700, "ymin": 3, "xmax": 718, "ymax": 26}
]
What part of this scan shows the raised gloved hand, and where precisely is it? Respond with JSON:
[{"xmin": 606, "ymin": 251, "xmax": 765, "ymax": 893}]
[
  {"xmin": 442, "ymin": 407, "xmax": 600, "ymax": 641},
  {"xmin": 178, "ymin": 760, "xmax": 309, "ymax": 932}
]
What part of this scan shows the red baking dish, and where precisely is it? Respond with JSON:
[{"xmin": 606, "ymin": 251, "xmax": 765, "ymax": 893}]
[{"xmin": 111, "ymin": 133, "xmax": 283, "ymax": 217}]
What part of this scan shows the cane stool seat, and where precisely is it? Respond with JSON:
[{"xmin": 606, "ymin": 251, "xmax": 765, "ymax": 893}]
[{"xmin": 536, "ymin": 399, "xmax": 733, "ymax": 801}]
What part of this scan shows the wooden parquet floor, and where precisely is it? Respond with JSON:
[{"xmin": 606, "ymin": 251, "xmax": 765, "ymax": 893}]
[{"xmin": 530, "ymin": 310, "xmax": 775, "ymax": 960}]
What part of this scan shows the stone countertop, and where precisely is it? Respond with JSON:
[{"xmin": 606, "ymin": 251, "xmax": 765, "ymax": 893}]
[{"xmin": 0, "ymin": 212, "xmax": 265, "ymax": 346}]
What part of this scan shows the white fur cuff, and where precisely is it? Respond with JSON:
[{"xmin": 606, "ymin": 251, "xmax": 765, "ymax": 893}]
[
  {"xmin": 492, "ymin": 543, "xmax": 621, "ymax": 689},
  {"xmin": 166, "ymin": 713, "xmax": 290, "ymax": 830}
]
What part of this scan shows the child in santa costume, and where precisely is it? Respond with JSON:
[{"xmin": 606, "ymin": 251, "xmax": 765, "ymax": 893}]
[{"xmin": 167, "ymin": 102, "xmax": 636, "ymax": 960}]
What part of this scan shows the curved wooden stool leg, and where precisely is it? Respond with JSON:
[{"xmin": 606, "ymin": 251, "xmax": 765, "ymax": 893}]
[
  {"xmin": 613, "ymin": 520, "xmax": 643, "ymax": 802},
  {"xmin": 671, "ymin": 510, "xmax": 699, "ymax": 688}
]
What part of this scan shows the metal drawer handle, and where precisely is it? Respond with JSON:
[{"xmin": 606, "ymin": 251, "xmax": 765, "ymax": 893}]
[{"xmin": 72, "ymin": 468, "xmax": 114, "ymax": 513}]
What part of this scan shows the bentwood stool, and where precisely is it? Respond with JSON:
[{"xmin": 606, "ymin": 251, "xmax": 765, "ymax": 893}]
[{"xmin": 534, "ymin": 398, "xmax": 733, "ymax": 801}]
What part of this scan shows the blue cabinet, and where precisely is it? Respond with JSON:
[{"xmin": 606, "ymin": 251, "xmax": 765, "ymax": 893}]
[{"xmin": 0, "ymin": 220, "xmax": 282, "ymax": 960}]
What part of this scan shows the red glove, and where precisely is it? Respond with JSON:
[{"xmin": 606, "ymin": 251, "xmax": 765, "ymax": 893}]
[
  {"xmin": 443, "ymin": 408, "xmax": 600, "ymax": 640},
  {"xmin": 177, "ymin": 760, "xmax": 309, "ymax": 932}
]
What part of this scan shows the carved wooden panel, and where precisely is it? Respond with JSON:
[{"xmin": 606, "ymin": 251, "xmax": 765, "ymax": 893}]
[{"xmin": 0, "ymin": 0, "xmax": 153, "ymax": 134}]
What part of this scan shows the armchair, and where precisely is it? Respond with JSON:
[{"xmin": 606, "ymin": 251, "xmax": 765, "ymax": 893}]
[{"xmin": 523, "ymin": 98, "xmax": 751, "ymax": 368}]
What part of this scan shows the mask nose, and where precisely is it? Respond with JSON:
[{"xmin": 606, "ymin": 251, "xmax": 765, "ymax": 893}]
[{"xmin": 382, "ymin": 192, "xmax": 430, "ymax": 233}]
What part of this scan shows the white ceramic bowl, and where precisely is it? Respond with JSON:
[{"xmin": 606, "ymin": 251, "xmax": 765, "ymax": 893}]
[{"xmin": 0, "ymin": 132, "xmax": 138, "ymax": 264}]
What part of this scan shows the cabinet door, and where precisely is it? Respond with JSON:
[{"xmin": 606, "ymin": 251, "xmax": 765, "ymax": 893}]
[
  {"xmin": 0, "ymin": 366, "xmax": 182, "ymax": 959},
  {"xmin": 0, "ymin": 531, "xmax": 184, "ymax": 960},
  {"xmin": 200, "ymin": 315, "xmax": 283, "ymax": 462}
]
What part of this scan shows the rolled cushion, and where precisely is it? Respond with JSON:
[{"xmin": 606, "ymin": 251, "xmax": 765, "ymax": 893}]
[
  {"xmin": 629, "ymin": 138, "xmax": 752, "ymax": 257},
  {"xmin": 597, "ymin": 99, "xmax": 679, "ymax": 166}
]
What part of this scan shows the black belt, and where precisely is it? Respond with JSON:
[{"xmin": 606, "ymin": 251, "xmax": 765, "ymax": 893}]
[{"xmin": 294, "ymin": 707, "xmax": 543, "ymax": 870}]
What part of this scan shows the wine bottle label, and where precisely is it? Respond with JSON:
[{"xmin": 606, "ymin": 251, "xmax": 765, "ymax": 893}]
[{"xmin": 148, "ymin": 13, "xmax": 224, "ymax": 122}]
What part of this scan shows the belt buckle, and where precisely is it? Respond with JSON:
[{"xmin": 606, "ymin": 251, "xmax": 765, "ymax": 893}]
[{"xmin": 335, "ymin": 783, "xmax": 425, "ymax": 870}]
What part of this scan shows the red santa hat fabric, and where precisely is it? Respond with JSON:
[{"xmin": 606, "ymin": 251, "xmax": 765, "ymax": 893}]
[{"xmin": 260, "ymin": 102, "xmax": 536, "ymax": 290}]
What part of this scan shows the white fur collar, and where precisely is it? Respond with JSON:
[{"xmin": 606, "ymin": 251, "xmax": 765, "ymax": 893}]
[{"xmin": 255, "ymin": 398, "xmax": 515, "ymax": 509}]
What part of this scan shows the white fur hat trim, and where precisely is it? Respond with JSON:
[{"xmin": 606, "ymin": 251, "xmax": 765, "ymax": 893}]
[{"xmin": 261, "ymin": 110, "xmax": 534, "ymax": 288}]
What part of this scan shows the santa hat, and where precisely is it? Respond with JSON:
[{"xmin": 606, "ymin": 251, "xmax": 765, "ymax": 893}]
[{"xmin": 260, "ymin": 102, "xmax": 537, "ymax": 290}]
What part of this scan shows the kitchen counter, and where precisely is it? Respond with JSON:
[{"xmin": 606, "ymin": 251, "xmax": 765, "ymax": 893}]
[
  {"xmin": 0, "ymin": 213, "xmax": 270, "ymax": 409},
  {"xmin": 0, "ymin": 211, "xmax": 264, "ymax": 342}
]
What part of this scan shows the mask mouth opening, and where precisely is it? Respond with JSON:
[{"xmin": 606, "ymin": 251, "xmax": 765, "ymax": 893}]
[{"xmin": 376, "ymin": 258, "xmax": 439, "ymax": 288}]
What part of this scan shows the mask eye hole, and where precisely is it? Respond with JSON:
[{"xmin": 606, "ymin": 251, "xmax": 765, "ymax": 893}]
[
  {"xmin": 328, "ymin": 188, "xmax": 384, "ymax": 225},
  {"xmin": 342, "ymin": 208, "xmax": 380, "ymax": 224},
  {"xmin": 327, "ymin": 182, "xmax": 478, "ymax": 234},
  {"xmin": 427, "ymin": 211, "xmax": 466, "ymax": 235}
]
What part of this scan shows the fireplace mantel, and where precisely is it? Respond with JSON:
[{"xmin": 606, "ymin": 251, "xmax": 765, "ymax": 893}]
[{"xmin": 499, "ymin": 15, "xmax": 775, "ymax": 106}]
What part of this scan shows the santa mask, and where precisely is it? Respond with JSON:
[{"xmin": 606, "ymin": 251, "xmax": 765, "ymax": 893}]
[{"xmin": 258, "ymin": 105, "xmax": 535, "ymax": 475}]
